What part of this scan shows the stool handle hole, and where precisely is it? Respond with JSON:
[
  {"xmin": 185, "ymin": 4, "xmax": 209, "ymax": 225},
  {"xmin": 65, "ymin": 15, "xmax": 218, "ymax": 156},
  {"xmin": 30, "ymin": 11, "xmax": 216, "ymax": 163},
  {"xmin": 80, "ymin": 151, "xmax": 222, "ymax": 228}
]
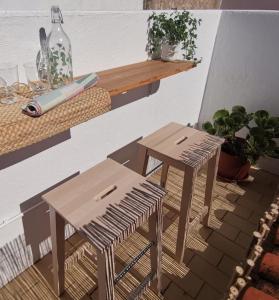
[
  {"xmin": 175, "ymin": 136, "xmax": 188, "ymax": 145},
  {"xmin": 95, "ymin": 185, "xmax": 117, "ymax": 201}
]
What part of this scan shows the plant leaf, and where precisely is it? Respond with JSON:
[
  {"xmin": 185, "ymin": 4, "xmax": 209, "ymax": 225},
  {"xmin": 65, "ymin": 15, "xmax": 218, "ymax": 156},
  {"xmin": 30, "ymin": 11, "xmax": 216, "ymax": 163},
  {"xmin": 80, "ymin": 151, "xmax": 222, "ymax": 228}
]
[
  {"xmin": 213, "ymin": 109, "xmax": 229, "ymax": 121},
  {"xmin": 232, "ymin": 105, "xmax": 246, "ymax": 114}
]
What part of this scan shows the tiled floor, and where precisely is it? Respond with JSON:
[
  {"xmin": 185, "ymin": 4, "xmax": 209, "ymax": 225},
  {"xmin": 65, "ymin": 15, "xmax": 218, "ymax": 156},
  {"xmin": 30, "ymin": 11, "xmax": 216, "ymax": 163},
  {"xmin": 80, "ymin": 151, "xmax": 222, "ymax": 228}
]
[{"xmin": 0, "ymin": 166, "xmax": 278, "ymax": 300}]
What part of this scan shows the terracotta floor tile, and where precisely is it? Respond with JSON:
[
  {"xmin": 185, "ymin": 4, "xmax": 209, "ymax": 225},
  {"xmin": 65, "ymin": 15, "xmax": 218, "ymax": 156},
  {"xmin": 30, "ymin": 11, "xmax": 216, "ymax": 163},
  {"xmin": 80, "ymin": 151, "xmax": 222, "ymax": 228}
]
[
  {"xmin": 207, "ymin": 232, "xmax": 246, "ymax": 261},
  {"xmin": 163, "ymin": 283, "xmax": 194, "ymax": 300},
  {"xmin": 223, "ymin": 212, "xmax": 256, "ymax": 235},
  {"xmin": 189, "ymin": 256, "xmax": 229, "ymax": 293},
  {"xmin": 196, "ymin": 283, "xmax": 222, "ymax": 300},
  {"xmin": 218, "ymin": 255, "xmax": 237, "ymax": 277},
  {"xmin": 211, "ymin": 219, "xmax": 240, "ymax": 241},
  {"xmin": 167, "ymin": 267, "xmax": 204, "ymax": 298},
  {"xmin": 235, "ymin": 232, "xmax": 253, "ymax": 249}
]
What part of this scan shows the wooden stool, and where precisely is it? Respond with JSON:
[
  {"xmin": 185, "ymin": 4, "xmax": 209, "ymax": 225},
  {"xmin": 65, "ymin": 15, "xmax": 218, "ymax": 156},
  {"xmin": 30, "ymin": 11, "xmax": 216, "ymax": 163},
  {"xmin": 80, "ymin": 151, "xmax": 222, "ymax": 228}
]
[
  {"xmin": 137, "ymin": 122, "xmax": 223, "ymax": 263},
  {"xmin": 42, "ymin": 158, "xmax": 165, "ymax": 300}
]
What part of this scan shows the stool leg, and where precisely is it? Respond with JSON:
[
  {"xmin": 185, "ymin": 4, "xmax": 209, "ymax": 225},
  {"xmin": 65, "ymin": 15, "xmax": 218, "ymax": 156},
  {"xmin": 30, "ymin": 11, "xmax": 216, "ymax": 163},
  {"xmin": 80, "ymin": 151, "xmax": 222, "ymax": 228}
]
[
  {"xmin": 97, "ymin": 247, "xmax": 115, "ymax": 300},
  {"xmin": 136, "ymin": 145, "xmax": 149, "ymax": 176},
  {"xmin": 202, "ymin": 146, "xmax": 221, "ymax": 227},
  {"xmin": 149, "ymin": 204, "xmax": 163, "ymax": 294},
  {"xmin": 50, "ymin": 208, "xmax": 65, "ymax": 296},
  {"xmin": 175, "ymin": 167, "xmax": 196, "ymax": 264},
  {"xmin": 160, "ymin": 163, "xmax": 169, "ymax": 188}
]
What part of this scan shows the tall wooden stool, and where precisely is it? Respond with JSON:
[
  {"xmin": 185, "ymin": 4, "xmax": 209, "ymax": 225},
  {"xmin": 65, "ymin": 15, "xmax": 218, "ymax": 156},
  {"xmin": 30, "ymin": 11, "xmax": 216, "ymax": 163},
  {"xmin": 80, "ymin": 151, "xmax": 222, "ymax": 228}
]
[
  {"xmin": 137, "ymin": 122, "xmax": 223, "ymax": 263},
  {"xmin": 42, "ymin": 158, "xmax": 165, "ymax": 300}
]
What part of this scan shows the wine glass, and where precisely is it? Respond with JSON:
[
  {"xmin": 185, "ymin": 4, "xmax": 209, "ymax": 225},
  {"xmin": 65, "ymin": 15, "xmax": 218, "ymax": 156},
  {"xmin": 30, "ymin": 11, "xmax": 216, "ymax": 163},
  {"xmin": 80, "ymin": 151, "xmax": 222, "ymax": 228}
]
[
  {"xmin": 0, "ymin": 63, "xmax": 19, "ymax": 104},
  {"xmin": 23, "ymin": 61, "xmax": 48, "ymax": 95}
]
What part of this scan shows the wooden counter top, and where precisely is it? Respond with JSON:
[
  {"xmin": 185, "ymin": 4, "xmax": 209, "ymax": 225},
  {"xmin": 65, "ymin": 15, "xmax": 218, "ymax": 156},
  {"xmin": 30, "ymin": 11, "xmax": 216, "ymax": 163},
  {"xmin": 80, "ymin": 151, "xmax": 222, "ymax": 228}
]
[{"xmin": 96, "ymin": 60, "xmax": 194, "ymax": 96}]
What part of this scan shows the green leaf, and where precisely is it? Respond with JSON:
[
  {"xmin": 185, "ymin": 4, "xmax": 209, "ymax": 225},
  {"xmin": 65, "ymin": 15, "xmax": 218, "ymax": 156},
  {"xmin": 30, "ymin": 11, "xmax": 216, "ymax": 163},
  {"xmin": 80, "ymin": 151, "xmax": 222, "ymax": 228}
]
[
  {"xmin": 249, "ymin": 127, "xmax": 266, "ymax": 139},
  {"xmin": 213, "ymin": 109, "xmax": 229, "ymax": 121},
  {"xmin": 232, "ymin": 105, "xmax": 246, "ymax": 114},
  {"xmin": 267, "ymin": 117, "xmax": 279, "ymax": 128},
  {"xmin": 202, "ymin": 122, "xmax": 216, "ymax": 135},
  {"xmin": 255, "ymin": 110, "xmax": 269, "ymax": 119}
]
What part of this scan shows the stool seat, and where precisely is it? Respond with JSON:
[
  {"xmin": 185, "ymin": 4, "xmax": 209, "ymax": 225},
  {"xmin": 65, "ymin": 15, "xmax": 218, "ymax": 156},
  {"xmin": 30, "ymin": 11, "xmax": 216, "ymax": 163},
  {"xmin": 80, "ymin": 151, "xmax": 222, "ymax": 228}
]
[
  {"xmin": 138, "ymin": 122, "xmax": 223, "ymax": 170},
  {"xmin": 43, "ymin": 159, "xmax": 165, "ymax": 299},
  {"xmin": 137, "ymin": 122, "xmax": 223, "ymax": 263}
]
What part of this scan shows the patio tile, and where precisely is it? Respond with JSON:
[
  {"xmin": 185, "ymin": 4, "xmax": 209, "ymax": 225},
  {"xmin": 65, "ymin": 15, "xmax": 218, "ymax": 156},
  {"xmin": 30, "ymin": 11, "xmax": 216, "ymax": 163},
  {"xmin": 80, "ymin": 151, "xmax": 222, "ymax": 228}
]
[
  {"xmin": 196, "ymin": 283, "xmax": 222, "ymax": 300},
  {"xmin": 207, "ymin": 232, "xmax": 246, "ymax": 260},
  {"xmin": 236, "ymin": 190, "xmax": 268, "ymax": 212},
  {"xmin": 223, "ymin": 212, "xmax": 256, "ymax": 235},
  {"xmin": 235, "ymin": 232, "xmax": 253, "ymax": 249},
  {"xmin": 249, "ymin": 211, "xmax": 263, "ymax": 225},
  {"xmin": 166, "ymin": 264, "xmax": 204, "ymax": 298},
  {"xmin": 211, "ymin": 219, "xmax": 240, "ymax": 241},
  {"xmin": 189, "ymin": 256, "xmax": 229, "ymax": 293},
  {"xmin": 186, "ymin": 237, "xmax": 223, "ymax": 266},
  {"xmin": 218, "ymin": 255, "xmax": 237, "ymax": 277},
  {"xmin": 163, "ymin": 283, "xmax": 194, "ymax": 300}
]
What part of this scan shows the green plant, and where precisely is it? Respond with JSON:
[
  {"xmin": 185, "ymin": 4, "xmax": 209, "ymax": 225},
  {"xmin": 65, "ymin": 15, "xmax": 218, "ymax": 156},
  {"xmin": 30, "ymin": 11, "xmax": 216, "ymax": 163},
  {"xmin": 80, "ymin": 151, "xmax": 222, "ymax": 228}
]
[
  {"xmin": 202, "ymin": 106, "xmax": 279, "ymax": 164},
  {"xmin": 147, "ymin": 11, "xmax": 201, "ymax": 60}
]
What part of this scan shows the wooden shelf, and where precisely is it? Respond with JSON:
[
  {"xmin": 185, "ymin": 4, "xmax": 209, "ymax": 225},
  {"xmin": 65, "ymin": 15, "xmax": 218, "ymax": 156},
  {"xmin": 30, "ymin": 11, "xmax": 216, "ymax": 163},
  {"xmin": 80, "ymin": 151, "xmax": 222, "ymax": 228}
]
[
  {"xmin": 96, "ymin": 60, "xmax": 195, "ymax": 96},
  {"xmin": 0, "ymin": 60, "xmax": 194, "ymax": 155}
]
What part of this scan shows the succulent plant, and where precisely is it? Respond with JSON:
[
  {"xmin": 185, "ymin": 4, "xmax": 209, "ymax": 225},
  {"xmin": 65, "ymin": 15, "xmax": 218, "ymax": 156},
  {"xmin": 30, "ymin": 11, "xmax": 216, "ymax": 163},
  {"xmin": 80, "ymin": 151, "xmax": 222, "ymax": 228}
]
[{"xmin": 202, "ymin": 106, "xmax": 279, "ymax": 164}]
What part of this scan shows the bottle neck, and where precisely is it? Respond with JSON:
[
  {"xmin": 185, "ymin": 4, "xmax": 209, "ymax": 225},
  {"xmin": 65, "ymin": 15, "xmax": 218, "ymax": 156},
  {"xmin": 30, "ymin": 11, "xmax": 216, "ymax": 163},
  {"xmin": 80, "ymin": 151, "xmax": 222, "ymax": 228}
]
[{"xmin": 51, "ymin": 22, "xmax": 63, "ymax": 32}]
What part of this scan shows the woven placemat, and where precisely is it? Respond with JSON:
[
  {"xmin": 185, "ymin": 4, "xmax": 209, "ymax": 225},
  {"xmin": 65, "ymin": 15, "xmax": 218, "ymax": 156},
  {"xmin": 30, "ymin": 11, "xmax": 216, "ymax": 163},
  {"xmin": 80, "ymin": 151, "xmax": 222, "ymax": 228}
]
[{"xmin": 0, "ymin": 86, "xmax": 111, "ymax": 155}]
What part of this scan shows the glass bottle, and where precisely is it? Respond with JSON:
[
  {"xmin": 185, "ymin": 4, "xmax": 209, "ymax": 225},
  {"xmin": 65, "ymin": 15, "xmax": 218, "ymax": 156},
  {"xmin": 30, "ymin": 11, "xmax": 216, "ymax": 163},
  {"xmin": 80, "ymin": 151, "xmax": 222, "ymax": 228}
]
[{"xmin": 47, "ymin": 6, "xmax": 73, "ymax": 89}]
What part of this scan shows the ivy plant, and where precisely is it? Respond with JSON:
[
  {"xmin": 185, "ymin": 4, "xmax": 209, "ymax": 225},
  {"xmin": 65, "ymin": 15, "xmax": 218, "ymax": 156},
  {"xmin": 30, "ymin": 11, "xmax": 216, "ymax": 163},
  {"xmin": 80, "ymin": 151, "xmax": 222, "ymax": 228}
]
[
  {"xmin": 146, "ymin": 11, "xmax": 201, "ymax": 61},
  {"xmin": 202, "ymin": 106, "xmax": 279, "ymax": 164}
]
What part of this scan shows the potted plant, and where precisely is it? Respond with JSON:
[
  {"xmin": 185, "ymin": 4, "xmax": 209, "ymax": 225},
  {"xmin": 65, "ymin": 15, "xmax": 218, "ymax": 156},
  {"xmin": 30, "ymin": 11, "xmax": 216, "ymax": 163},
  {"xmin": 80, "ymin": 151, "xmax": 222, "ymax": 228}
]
[
  {"xmin": 147, "ymin": 11, "xmax": 201, "ymax": 62},
  {"xmin": 202, "ymin": 106, "xmax": 279, "ymax": 181}
]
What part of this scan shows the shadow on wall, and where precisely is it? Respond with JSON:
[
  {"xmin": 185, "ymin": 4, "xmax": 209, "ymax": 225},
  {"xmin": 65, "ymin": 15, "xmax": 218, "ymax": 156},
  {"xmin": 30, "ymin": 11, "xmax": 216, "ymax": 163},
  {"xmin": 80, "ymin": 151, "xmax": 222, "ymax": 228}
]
[
  {"xmin": 0, "ymin": 130, "xmax": 71, "ymax": 170},
  {"xmin": 111, "ymin": 81, "xmax": 160, "ymax": 109},
  {"xmin": 20, "ymin": 172, "xmax": 79, "ymax": 263}
]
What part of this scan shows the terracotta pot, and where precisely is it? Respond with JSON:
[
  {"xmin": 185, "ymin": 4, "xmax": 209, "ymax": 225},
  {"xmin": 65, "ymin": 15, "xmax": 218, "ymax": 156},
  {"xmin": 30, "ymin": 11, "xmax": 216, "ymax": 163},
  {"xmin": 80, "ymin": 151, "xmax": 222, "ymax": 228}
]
[
  {"xmin": 242, "ymin": 287, "xmax": 276, "ymax": 300},
  {"xmin": 218, "ymin": 150, "xmax": 251, "ymax": 181}
]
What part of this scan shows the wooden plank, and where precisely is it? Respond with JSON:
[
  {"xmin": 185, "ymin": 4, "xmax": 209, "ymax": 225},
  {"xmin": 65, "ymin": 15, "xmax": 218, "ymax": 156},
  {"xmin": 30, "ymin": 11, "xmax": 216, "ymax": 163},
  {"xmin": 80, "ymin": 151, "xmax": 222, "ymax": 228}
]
[
  {"xmin": 202, "ymin": 146, "xmax": 221, "ymax": 227},
  {"xmin": 50, "ymin": 208, "xmax": 65, "ymax": 296},
  {"xmin": 175, "ymin": 167, "xmax": 196, "ymax": 263},
  {"xmin": 97, "ymin": 60, "xmax": 194, "ymax": 96}
]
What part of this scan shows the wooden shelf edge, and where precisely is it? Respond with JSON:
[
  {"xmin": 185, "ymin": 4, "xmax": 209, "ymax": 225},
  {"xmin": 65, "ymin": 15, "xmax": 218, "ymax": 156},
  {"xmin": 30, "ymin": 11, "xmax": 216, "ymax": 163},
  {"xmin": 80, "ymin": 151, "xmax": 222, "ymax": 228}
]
[{"xmin": 96, "ymin": 60, "xmax": 195, "ymax": 96}]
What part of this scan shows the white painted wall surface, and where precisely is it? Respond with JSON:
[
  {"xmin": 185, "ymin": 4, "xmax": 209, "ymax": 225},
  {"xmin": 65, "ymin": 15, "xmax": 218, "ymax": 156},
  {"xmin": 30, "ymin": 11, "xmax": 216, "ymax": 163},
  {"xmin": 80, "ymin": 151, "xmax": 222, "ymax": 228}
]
[
  {"xmin": 0, "ymin": 0, "xmax": 143, "ymax": 11},
  {"xmin": 0, "ymin": 9, "xmax": 221, "ymax": 267},
  {"xmin": 199, "ymin": 11, "xmax": 279, "ymax": 124}
]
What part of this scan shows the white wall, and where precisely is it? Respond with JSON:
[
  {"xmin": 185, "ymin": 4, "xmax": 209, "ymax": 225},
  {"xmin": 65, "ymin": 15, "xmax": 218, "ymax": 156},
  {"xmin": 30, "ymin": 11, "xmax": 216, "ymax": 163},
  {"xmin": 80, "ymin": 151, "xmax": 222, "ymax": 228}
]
[
  {"xmin": 0, "ymin": 0, "xmax": 143, "ymax": 11},
  {"xmin": 199, "ymin": 11, "xmax": 279, "ymax": 124},
  {"xmin": 0, "ymin": 10, "xmax": 220, "ymax": 285}
]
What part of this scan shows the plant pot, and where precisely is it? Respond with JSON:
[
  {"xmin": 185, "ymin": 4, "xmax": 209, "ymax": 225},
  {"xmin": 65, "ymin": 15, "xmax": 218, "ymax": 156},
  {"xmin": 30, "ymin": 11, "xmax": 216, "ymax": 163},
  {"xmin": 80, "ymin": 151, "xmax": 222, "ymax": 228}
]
[
  {"xmin": 218, "ymin": 150, "xmax": 251, "ymax": 181},
  {"xmin": 161, "ymin": 41, "xmax": 182, "ymax": 62}
]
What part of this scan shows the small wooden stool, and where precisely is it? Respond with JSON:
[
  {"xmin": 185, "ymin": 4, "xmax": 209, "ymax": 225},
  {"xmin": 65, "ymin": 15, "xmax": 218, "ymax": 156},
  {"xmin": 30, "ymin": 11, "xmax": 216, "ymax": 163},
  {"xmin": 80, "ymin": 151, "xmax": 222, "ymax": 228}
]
[
  {"xmin": 137, "ymin": 122, "xmax": 223, "ymax": 263},
  {"xmin": 42, "ymin": 158, "xmax": 165, "ymax": 300}
]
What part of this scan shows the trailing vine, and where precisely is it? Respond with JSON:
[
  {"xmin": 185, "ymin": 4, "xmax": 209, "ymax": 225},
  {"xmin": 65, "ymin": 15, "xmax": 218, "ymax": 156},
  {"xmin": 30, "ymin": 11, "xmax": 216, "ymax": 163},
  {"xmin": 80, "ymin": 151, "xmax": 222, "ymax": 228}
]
[{"xmin": 146, "ymin": 11, "xmax": 201, "ymax": 61}]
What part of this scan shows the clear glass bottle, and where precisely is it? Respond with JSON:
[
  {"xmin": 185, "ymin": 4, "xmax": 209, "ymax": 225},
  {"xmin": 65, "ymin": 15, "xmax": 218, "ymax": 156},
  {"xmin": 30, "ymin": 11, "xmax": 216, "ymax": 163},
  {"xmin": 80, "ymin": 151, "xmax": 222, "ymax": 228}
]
[{"xmin": 47, "ymin": 6, "xmax": 73, "ymax": 89}]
